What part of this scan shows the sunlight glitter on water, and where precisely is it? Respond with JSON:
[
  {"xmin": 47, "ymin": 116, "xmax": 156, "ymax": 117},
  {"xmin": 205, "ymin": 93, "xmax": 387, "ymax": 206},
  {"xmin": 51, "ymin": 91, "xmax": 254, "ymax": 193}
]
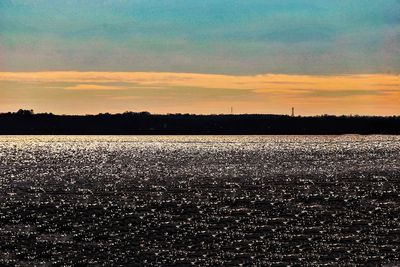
[{"xmin": 0, "ymin": 135, "xmax": 399, "ymax": 265}]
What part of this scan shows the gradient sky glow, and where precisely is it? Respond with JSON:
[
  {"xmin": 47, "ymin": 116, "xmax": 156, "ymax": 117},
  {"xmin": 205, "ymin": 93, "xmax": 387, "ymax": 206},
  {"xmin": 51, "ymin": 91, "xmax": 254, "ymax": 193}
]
[{"xmin": 0, "ymin": 0, "xmax": 399, "ymax": 115}]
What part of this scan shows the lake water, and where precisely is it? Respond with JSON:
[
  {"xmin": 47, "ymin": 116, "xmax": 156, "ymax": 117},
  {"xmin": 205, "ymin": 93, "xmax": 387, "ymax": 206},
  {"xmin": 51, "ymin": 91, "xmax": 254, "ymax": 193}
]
[{"xmin": 0, "ymin": 135, "xmax": 399, "ymax": 265}]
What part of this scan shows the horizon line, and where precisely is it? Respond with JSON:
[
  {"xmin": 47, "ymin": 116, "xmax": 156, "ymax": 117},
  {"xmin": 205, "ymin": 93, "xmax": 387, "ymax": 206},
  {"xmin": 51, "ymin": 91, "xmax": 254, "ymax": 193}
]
[{"xmin": 3, "ymin": 109, "xmax": 399, "ymax": 118}]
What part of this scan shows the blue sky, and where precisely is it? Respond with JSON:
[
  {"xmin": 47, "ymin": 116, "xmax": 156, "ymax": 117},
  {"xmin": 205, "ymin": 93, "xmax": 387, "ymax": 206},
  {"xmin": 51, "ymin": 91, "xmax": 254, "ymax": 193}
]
[{"xmin": 1, "ymin": 0, "xmax": 399, "ymax": 74}]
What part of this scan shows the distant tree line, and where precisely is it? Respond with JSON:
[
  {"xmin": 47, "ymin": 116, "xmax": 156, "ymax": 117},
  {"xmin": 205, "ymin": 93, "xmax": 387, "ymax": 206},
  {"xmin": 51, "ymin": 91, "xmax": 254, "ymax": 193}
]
[{"xmin": 0, "ymin": 110, "xmax": 399, "ymax": 134}]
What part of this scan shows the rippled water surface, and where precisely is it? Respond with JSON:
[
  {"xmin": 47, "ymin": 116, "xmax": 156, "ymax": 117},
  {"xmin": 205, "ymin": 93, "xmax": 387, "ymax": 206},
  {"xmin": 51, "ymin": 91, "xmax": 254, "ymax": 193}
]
[{"xmin": 0, "ymin": 135, "xmax": 399, "ymax": 265}]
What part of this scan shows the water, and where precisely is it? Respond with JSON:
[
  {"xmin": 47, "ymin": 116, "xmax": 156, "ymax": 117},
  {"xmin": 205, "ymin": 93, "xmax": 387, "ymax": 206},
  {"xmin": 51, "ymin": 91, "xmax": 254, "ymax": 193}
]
[{"xmin": 0, "ymin": 135, "xmax": 399, "ymax": 265}]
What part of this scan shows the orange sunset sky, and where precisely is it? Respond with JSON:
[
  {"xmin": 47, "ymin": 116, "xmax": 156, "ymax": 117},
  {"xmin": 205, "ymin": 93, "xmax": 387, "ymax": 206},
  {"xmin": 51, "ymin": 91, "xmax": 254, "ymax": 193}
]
[{"xmin": 1, "ymin": 1, "xmax": 399, "ymax": 115}]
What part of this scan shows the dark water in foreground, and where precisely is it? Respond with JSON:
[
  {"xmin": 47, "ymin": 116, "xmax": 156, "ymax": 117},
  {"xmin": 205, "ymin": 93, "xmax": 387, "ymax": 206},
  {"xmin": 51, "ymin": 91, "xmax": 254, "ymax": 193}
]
[{"xmin": 0, "ymin": 135, "xmax": 399, "ymax": 266}]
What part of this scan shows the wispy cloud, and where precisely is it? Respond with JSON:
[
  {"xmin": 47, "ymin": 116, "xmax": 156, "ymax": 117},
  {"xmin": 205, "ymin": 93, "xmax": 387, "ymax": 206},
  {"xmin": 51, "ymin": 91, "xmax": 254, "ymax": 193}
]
[
  {"xmin": 0, "ymin": 72, "xmax": 398, "ymax": 93},
  {"xmin": 304, "ymin": 89, "xmax": 383, "ymax": 98},
  {"xmin": 64, "ymin": 84, "xmax": 125, "ymax": 91}
]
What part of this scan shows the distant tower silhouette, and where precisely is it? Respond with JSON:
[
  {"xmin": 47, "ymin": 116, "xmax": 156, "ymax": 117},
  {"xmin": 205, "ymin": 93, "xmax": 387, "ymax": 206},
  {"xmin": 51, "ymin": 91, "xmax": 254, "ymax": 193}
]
[
  {"xmin": 231, "ymin": 107, "xmax": 233, "ymax": 114},
  {"xmin": 291, "ymin": 107, "xmax": 295, "ymax": 117}
]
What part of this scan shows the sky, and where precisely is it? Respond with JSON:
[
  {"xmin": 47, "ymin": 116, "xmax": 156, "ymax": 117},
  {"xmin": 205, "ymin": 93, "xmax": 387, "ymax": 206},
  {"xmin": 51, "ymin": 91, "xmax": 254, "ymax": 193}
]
[{"xmin": 0, "ymin": 0, "xmax": 399, "ymax": 115}]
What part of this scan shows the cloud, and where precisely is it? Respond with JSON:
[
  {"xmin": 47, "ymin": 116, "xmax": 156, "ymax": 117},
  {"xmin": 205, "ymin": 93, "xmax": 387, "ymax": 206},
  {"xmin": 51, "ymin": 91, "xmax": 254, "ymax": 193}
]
[
  {"xmin": 64, "ymin": 84, "xmax": 125, "ymax": 91},
  {"xmin": 0, "ymin": 72, "xmax": 398, "ymax": 93},
  {"xmin": 1, "ymin": 71, "xmax": 399, "ymax": 115},
  {"xmin": 304, "ymin": 89, "xmax": 383, "ymax": 98}
]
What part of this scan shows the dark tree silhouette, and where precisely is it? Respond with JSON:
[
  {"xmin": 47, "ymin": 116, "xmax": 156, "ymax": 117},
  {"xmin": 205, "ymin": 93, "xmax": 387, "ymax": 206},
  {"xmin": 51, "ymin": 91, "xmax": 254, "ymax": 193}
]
[
  {"xmin": 0, "ymin": 110, "xmax": 399, "ymax": 135},
  {"xmin": 16, "ymin": 109, "xmax": 34, "ymax": 116}
]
